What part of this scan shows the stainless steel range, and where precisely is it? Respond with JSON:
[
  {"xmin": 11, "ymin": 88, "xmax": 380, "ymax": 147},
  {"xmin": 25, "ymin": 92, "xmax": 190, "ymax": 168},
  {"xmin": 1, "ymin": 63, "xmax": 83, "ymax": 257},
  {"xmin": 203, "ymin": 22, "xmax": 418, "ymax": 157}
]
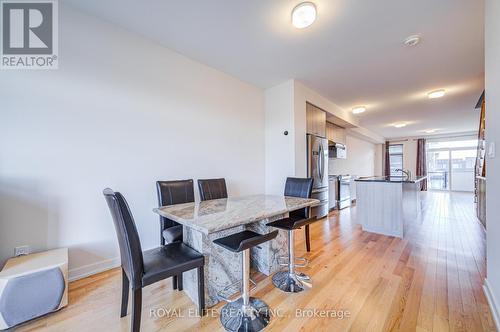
[{"xmin": 329, "ymin": 174, "xmax": 351, "ymax": 210}]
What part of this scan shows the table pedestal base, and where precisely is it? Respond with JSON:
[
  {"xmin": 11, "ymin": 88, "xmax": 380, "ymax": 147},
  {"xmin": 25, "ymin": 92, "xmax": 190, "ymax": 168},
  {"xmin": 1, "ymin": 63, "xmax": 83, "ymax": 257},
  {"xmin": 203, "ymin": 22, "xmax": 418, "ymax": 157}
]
[{"xmin": 182, "ymin": 213, "xmax": 288, "ymax": 308}]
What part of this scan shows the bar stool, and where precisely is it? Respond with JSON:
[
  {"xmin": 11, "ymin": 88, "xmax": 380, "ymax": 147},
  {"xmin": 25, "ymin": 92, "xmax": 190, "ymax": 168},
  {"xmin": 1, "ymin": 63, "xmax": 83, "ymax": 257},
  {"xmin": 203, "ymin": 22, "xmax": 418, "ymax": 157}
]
[
  {"xmin": 267, "ymin": 216, "xmax": 316, "ymax": 293},
  {"xmin": 213, "ymin": 230, "xmax": 278, "ymax": 332},
  {"xmin": 267, "ymin": 177, "xmax": 316, "ymax": 293}
]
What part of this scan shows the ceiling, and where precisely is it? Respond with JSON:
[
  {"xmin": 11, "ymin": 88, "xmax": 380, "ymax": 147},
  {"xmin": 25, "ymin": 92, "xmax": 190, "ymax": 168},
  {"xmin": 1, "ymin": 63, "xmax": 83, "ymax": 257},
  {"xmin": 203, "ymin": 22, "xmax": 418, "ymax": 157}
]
[{"xmin": 65, "ymin": 0, "xmax": 485, "ymax": 138}]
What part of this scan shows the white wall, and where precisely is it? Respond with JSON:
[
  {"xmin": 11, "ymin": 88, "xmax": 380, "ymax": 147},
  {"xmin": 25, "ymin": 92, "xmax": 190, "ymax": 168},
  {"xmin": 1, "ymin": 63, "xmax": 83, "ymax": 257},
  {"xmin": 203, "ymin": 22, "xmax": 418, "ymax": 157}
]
[
  {"xmin": 328, "ymin": 135, "xmax": 377, "ymax": 177},
  {"xmin": 485, "ymin": 0, "xmax": 500, "ymax": 326},
  {"xmin": 0, "ymin": 5, "xmax": 265, "ymax": 279},
  {"xmin": 374, "ymin": 144, "xmax": 384, "ymax": 176},
  {"xmin": 265, "ymin": 81, "xmax": 295, "ymax": 195}
]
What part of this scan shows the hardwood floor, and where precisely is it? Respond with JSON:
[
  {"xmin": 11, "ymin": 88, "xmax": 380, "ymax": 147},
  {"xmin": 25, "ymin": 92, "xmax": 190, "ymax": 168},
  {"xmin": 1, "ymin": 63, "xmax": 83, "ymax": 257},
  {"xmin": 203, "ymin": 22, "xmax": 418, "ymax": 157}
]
[{"xmin": 17, "ymin": 192, "xmax": 497, "ymax": 331}]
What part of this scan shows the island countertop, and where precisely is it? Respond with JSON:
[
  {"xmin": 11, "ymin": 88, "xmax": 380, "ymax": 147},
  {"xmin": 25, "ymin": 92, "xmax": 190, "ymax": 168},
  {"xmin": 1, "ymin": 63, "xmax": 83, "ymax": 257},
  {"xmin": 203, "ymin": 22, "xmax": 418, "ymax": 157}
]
[
  {"xmin": 355, "ymin": 175, "xmax": 427, "ymax": 183},
  {"xmin": 153, "ymin": 194, "xmax": 319, "ymax": 234}
]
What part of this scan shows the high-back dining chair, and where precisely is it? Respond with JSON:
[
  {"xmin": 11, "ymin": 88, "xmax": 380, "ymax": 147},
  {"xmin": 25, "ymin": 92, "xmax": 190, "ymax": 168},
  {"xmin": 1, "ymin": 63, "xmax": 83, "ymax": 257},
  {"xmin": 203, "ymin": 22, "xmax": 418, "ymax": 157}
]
[
  {"xmin": 103, "ymin": 188, "xmax": 205, "ymax": 332},
  {"xmin": 156, "ymin": 179, "xmax": 194, "ymax": 245},
  {"xmin": 284, "ymin": 177, "xmax": 315, "ymax": 252},
  {"xmin": 198, "ymin": 178, "xmax": 228, "ymax": 201}
]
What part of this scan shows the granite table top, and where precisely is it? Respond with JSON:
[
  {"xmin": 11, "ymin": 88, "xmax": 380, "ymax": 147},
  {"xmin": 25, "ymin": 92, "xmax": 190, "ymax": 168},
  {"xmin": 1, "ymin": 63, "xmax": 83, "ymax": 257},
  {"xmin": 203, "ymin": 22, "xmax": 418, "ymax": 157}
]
[{"xmin": 153, "ymin": 194, "xmax": 319, "ymax": 234}]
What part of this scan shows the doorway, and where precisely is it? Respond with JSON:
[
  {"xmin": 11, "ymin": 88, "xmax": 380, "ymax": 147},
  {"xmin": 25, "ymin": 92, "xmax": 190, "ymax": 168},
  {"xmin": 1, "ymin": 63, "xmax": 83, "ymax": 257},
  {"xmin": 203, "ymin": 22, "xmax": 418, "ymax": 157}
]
[{"xmin": 426, "ymin": 138, "xmax": 477, "ymax": 192}]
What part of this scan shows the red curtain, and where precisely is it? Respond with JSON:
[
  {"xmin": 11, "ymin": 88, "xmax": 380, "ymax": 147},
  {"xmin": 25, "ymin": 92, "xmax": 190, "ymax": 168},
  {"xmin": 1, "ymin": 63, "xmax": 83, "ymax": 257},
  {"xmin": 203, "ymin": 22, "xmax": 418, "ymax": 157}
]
[
  {"xmin": 416, "ymin": 138, "xmax": 427, "ymax": 191},
  {"xmin": 384, "ymin": 141, "xmax": 391, "ymax": 176}
]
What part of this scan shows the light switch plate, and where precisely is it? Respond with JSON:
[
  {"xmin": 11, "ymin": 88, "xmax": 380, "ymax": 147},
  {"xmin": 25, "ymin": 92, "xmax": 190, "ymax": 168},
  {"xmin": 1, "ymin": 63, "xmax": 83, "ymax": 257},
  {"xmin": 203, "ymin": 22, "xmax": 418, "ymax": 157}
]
[
  {"xmin": 488, "ymin": 141, "xmax": 496, "ymax": 158},
  {"xmin": 14, "ymin": 245, "xmax": 30, "ymax": 256}
]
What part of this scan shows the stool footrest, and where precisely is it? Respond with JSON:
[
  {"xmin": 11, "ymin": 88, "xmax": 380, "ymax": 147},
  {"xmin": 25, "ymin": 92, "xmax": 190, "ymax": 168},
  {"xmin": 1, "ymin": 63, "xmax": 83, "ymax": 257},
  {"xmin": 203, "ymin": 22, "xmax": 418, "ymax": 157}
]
[
  {"xmin": 217, "ymin": 278, "xmax": 257, "ymax": 303},
  {"xmin": 277, "ymin": 256, "xmax": 309, "ymax": 268}
]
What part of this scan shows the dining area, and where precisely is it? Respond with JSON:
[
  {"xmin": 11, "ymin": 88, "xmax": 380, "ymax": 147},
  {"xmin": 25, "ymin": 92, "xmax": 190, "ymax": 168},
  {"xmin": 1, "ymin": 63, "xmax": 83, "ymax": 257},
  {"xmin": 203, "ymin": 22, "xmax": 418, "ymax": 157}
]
[{"xmin": 104, "ymin": 177, "xmax": 319, "ymax": 332}]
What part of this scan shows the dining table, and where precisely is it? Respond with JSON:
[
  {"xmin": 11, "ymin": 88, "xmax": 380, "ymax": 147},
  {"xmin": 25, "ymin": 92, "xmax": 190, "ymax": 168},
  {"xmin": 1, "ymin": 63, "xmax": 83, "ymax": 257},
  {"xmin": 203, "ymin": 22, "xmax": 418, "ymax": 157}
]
[{"xmin": 153, "ymin": 194, "xmax": 319, "ymax": 308}]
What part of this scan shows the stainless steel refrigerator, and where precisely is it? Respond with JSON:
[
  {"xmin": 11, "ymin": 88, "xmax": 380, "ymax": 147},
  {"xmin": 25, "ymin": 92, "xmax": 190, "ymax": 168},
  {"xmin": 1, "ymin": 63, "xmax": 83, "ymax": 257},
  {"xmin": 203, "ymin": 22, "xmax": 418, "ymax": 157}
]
[{"xmin": 306, "ymin": 134, "xmax": 329, "ymax": 218}]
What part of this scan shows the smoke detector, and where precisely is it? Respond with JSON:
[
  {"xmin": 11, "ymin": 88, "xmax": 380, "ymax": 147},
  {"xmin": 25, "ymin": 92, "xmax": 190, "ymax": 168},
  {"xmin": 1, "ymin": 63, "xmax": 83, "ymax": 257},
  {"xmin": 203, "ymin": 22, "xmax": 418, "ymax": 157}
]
[{"xmin": 403, "ymin": 35, "xmax": 421, "ymax": 47}]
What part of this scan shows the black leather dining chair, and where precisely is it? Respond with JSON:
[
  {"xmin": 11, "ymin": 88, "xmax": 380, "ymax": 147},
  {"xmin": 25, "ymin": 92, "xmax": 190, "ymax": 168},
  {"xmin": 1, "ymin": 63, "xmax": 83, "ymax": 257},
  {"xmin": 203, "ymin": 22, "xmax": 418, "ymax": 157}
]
[
  {"xmin": 156, "ymin": 180, "xmax": 195, "ymax": 290},
  {"xmin": 156, "ymin": 180, "xmax": 194, "ymax": 245},
  {"xmin": 103, "ymin": 188, "xmax": 205, "ymax": 332},
  {"xmin": 284, "ymin": 177, "xmax": 314, "ymax": 252},
  {"xmin": 198, "ymin": 178, "xmax": 228, "ymax": 201}
]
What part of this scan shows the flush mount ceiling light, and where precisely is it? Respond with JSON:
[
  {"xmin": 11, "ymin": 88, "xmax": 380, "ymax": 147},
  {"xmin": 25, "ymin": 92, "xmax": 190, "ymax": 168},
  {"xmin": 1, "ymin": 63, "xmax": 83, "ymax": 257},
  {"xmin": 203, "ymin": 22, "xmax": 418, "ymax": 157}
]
[
  {"xmin": 292, "ymin": 2, "xmax": 317, "ymax": 29},
  {"xmin": 352, "ymin": 106, "xmax": 366, "ymax": 114},
  {"xmin": 394, "ymin": 123, "xmax": 407, "ymax": 128},
  {"xmin": 428, "ymin": 89, "xmax": 446, "ymax": 99},
  {"xmin": 404, "ymin": 35, "xmax": 421, "ymax": 47}
]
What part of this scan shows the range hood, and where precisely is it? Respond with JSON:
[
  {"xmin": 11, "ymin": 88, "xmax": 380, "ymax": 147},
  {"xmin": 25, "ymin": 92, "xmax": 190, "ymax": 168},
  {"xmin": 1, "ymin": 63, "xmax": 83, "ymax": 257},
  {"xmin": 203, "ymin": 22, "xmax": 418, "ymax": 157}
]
[{"xmin": 328, "ymin": 141, "xmax": 347, "ymax": 159}]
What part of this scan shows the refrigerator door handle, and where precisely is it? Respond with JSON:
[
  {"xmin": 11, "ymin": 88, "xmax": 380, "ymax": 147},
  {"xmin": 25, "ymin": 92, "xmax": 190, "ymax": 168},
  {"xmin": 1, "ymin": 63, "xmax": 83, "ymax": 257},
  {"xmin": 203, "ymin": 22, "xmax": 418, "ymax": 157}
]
[
  {"xmin": 318, "ymin": 144, "xmax": 323, "ymax": 181},
  {"xmin": 319, "ymin": 144, "xmax": 325, "ymax": 182},
  {"xmin": 307, "ymin": 136, "xmax": 312, "ymax": 178},
  {"xmin": 322, "ymin": 145, "xmax": 326, "ymax": 182}
]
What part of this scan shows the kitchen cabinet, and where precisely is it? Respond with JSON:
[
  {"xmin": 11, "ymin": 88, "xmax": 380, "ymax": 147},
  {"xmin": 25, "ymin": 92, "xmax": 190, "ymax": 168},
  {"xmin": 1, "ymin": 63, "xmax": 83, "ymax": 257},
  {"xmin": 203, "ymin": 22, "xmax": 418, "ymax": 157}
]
[
  {"xmin": 306, "ymin": 102, "xmax": 326, "ymax": 137},
  {"xmin": 326, "ymin": 122, "xmax": 346, "ymax": 143}
]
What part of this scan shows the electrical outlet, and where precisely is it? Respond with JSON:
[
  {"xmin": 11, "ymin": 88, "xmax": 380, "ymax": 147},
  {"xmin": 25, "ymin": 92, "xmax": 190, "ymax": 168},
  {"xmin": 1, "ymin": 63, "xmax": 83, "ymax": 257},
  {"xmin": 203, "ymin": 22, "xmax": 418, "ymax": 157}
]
[{"xmin": 14, "ymin": 245, "xmax": 30, "ymax": 256}]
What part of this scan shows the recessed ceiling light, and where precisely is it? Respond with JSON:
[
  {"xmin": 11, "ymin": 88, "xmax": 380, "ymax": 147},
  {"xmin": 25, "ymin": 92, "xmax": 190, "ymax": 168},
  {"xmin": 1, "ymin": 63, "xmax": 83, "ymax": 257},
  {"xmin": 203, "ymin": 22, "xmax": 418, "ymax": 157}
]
[
  {"xmin": 404, "ymin": 35, "xmax": 421, "ymax": 47},
  {"xmin": 292, "ymin": 2, "xmax": 317, "ymax": 29},
  {"xmin": 428, "ymin": 89, "xmax": 446, "ymax": 99},
  {"xmin": 394, "ymin": 123, "xmax": 407, "ymax": 128},
  {"xmin": 352, "ymin": 106, "xmax": 366, "ymax": 114},
  {"xmin": 425, "ymin": 129, "xmax": 438, "ymax": 134}
]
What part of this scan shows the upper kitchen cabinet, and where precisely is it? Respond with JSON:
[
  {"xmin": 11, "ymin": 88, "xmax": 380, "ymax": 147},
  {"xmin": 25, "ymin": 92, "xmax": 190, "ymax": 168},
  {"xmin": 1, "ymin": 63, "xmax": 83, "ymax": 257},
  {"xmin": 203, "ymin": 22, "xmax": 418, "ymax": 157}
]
[
  {"xmin": 306, "ymin": 102, "xmax": 326, "ymax": 137},
  {"xmin": 326, "ymin": 122, "xmax": 346, "ymax": 144}
]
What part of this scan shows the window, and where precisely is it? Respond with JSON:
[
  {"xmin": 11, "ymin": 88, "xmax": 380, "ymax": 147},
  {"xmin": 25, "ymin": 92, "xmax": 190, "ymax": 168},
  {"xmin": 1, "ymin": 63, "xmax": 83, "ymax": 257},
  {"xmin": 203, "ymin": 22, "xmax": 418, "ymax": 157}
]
[
  {"xmin": 426, "ymin": 138, "xmax": 477, "ymax": 191},
  {"xmin": 389, "ymin": 144, "xmax": 404, "ymax": 176}
]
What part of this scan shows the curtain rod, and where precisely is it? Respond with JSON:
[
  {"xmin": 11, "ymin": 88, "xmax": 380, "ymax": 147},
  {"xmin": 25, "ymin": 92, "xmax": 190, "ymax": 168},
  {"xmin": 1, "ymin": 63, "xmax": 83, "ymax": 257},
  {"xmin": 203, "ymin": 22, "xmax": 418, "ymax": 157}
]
[
  {"xmin": 387, "ymin": 133, "xmax": 476, "ymax": 143},
  {"xmin": 388, "ymin": 139, "xmax": 410, "ymax": 143}
]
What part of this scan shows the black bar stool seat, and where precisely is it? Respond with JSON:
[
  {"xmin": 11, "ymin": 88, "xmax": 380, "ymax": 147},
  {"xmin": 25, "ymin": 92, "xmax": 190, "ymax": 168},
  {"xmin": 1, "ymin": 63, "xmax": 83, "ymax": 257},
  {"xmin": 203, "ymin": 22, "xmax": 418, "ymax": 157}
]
[
  {"xmin": 214, "ymin": 230, "xmax": 278, "ymax": 332},
  {"xmin": 266, "ymin": 215, "xmax": 317, "ymax": 231},
  {"xmin": 213, "ymin": 230, "xmax": 277, "ymax": 252}
]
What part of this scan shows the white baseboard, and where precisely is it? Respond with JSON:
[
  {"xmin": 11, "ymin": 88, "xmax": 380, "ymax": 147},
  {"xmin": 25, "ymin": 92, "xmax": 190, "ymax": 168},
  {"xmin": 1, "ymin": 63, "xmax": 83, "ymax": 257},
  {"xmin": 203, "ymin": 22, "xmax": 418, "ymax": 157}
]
[
  {"xmin": 68, "ymin": 257, "xmax": 120, "ymax": 281},
  {"xmin": 484, "ymin": 279, "xmax": 500, "ymax": 330},
  {"xmin": 361, "ymin": 225, "xmax": 403, "ymax": 238}
]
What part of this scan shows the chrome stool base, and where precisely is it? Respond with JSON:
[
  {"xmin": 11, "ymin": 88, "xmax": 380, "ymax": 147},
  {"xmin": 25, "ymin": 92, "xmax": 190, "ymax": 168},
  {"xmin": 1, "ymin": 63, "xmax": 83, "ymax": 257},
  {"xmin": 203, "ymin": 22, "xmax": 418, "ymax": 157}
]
[
  {"xmin": 220, "ymin": 297, "xmax": 271, "ymax": 332},
  {"xmin": 272, "ymin": 271, "xmax": 312, "ymax": 293}
]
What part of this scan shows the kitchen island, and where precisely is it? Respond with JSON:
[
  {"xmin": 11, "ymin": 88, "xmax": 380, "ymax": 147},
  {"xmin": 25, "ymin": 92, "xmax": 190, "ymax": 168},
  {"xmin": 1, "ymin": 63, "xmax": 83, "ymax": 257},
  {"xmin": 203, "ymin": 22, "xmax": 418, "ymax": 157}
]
[
  {"xmin": 355, "ymin": 176, "xmax": 427, "ymax": 238},
  {"xmin": 153, "ymin": 194, "xmax": 318, "ymax": 308}
]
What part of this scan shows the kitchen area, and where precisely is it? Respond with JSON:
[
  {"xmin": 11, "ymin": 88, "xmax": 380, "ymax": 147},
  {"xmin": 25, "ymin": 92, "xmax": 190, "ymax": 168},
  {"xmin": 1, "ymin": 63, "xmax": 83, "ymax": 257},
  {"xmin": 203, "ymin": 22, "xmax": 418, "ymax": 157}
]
[
  {"xmin": 305, "ymin": 102, "xmax": 381, "ymax": 219},
  {"xmin": 305, "ymin": 102, "xmax": 425, "ymax": 239}
]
